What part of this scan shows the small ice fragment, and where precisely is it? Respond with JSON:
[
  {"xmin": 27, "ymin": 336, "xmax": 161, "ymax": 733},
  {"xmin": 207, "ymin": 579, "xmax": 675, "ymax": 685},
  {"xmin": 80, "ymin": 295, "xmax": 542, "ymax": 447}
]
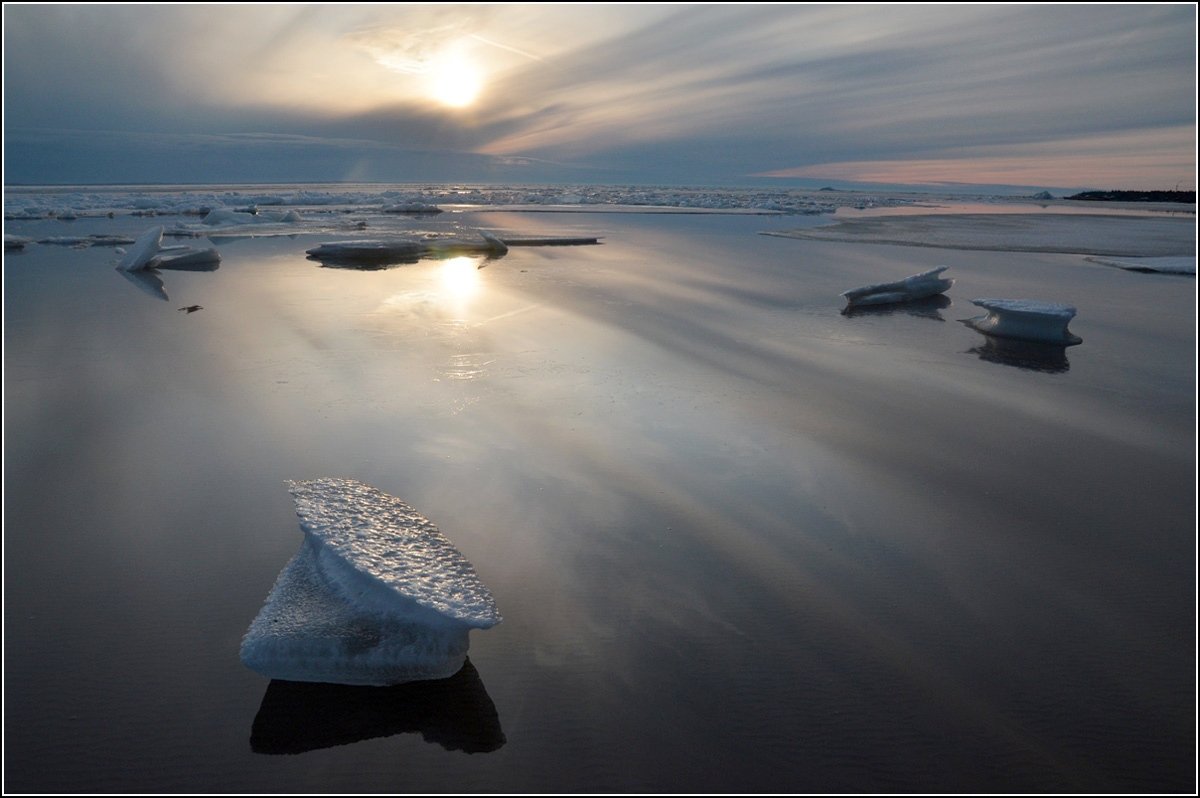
[
  {"xmin": 963, "ymin": 298, "xmax": 1082, "ymax": 345},
  {"xmin": 117, "ymin": 226, "xmax": 163, "ymax": 271},
  {"xmin": 842, "ymin": 266, "xmax": 954, "ymax": 308},
  {"xmin": 240, "ymin": 478, "xmax": 501, "ymax": 686}
]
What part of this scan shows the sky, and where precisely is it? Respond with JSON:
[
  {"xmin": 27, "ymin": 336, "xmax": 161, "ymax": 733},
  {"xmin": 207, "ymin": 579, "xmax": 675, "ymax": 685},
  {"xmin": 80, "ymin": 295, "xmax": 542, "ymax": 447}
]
[{"xmin": 3, "ymin": 3, "xmax": 1196, "ymax": 190}]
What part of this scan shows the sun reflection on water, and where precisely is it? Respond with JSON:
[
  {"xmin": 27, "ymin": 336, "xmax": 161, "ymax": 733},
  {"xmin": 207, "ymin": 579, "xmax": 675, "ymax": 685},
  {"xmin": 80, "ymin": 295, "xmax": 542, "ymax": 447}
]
[{"xmin": 439, "ymin": 256, "xmax": 482, "ymax": 303}]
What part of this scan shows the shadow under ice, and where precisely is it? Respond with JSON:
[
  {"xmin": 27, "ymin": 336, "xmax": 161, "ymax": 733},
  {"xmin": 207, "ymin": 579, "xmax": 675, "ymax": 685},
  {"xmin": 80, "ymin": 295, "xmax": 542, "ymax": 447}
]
[{"xmin": 249, "ymin": 658, "xmax": 505, "ymax": 755}]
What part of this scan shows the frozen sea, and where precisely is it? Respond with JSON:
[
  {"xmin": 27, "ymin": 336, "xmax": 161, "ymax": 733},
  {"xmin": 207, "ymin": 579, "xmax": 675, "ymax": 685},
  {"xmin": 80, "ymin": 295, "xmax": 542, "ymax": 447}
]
[{"xmin": 3, "ymin": 184, "xmax": 1196, "ymax": 792}]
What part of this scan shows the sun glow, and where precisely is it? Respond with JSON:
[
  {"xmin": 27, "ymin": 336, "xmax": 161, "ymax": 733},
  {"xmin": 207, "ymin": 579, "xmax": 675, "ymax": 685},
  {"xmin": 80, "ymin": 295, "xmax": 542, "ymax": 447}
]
[{"xmin": 425, "ymin": 48, "xmax": 483, "ymax": 108}]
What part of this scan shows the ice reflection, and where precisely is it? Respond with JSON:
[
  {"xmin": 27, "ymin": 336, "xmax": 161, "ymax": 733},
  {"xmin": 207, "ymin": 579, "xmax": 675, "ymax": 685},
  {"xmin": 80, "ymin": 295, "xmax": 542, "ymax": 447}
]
[
  {"xmin": 249, "ymin": 659, "xmax": 505, "ymax": 755},
  {"xmin": 841, "ymin": 294, "xmax": 950, "ymax": 321},
  {"xmin": 116, "ymin": 267, "xmax": 169, "ymax": 301},
  {"xmin": 114, "ymin": 254, "xmax": 220, "ymax": 302},
  {"xmin": 966, "ymin": 335, "xmax": 1070, "ymax": 373}
]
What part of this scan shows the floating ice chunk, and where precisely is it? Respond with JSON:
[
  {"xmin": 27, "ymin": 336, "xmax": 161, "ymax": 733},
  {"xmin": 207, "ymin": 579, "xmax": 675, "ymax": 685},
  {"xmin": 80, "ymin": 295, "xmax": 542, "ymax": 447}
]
[
  {"xmin": 1085, "ymin": 256, "xmax": 1195, "ymax": 275},
  {"xmin": 963, "ymin": 298, "xmax": 1082, "ymax": 345},
  {"xmin": 842, "ymin": 266, "xmax": 954, "ymax": 308},
  {"xmin": 241, "ymin": 478, "xmax": 500, "ymax": 686},
  {"xmin": 4, "ymin": 234, "xmax": 31, "ymax": 251},
  {"xmin": 117, "ymin": 226, "xmax": 163, "ymax": 271},
  {"xmin": 201, "ymin": 209, "xmax": 256, "ymax": 226},
  {"xmin": 306, "ymin": 234, "xmax": 509, "ymax": 267},
  {"xmin": 306, "ymin": 239, "xmax": 425, "ymax": 266}
]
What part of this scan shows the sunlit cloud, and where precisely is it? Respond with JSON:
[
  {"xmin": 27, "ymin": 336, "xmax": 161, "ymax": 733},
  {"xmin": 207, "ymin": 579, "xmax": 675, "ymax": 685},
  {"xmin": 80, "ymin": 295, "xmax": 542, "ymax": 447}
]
[
  {"xmin": 3, "ymin": 4, "xmax": 1194, "ymax": 188},
  {"xmin": 757, "ymin": 127, "xmax": 1198, "ymax": 190}
]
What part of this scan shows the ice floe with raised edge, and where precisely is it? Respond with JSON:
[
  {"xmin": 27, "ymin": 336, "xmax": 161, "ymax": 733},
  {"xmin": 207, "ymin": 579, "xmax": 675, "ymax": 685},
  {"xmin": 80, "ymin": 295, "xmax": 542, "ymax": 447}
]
[
  {"xmin": 842, "ymin": 266, "xmax": 954, "ymax": 308},
  {"xmin": 963, "ymin": 298, "xmax": 1082, "ymax": 345},
  {"xmin": 117, "ymin": 226, "xmax": 164, "ymax": 271},
  {"xmin": 240, "ymin": 478, "xmax": 501, "ymax": 686}
]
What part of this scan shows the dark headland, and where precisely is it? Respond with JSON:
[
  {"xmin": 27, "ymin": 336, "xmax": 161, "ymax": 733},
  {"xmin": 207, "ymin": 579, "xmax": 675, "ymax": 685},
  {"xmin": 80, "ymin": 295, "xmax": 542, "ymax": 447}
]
[{"xmin": 1066, "ymin": 189, "xmax": 1195, "ymax": 202}]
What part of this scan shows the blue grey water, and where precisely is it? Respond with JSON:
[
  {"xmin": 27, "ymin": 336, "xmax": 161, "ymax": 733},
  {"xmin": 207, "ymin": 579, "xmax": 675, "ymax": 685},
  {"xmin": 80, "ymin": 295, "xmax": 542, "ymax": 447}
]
[{"xmin": 4, "ymin": 192, "xmax": 1195, "ymax": 792}]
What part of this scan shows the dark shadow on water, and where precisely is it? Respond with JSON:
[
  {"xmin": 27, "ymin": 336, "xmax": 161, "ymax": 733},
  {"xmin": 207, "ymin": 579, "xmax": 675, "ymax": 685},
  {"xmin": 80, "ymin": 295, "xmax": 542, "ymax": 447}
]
[
  {"xmin": 249, "ymin": 658, "xmax": 505, "ymax": 755},
  {"xmin": 965, "ymin": 332, "xmax": 1070, "ymax": 373},
  {"xmin": 841, "ymin": 294, "xmax": 950, "ymax": 321},
  {"xmin": 310, "ymin": 256, "xmax": 420, "ymax": 270}
]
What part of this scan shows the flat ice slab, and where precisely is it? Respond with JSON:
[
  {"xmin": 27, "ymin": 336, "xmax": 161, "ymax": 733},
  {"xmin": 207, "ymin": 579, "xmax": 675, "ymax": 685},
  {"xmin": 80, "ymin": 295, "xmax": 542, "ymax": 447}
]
[
  {"xmin": 963, "ymin": 298, "xmax": 1082, "ymax": 345},
  {"xmin": 842, "ymin": 266, "xmax": 954, "ymax": 308},
  {"xmin": 241, "ymin": 478, "xmax": 500, "ymax": 686},
  {"xmin": 1085, "ymin": 256, "xmax": 1196, "ymax": 275},
  {"xmin": 305, "ymin": 235, "xmax": 508, "ymax": 266}
]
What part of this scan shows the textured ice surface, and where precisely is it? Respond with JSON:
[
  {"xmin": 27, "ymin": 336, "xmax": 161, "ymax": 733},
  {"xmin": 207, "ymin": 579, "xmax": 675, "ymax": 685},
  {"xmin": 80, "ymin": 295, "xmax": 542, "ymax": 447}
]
[
  {"xmin": 842, "ymin": 266, "xmax": 954, "ymax": 307},
  {"xmin": 241, "ymin": 478, "xmax": 500, "ymax": 686},
  {"xmin": 117, "ymin": 226, "xmax": 163, "ymax": 271},
  {"xmin": 963, "ymin": 298, "xmax": 1082, "ymax": 345}
]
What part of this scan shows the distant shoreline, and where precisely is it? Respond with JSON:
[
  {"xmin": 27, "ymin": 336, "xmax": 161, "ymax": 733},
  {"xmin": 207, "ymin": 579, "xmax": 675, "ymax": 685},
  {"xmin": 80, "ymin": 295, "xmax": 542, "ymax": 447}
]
[{"xmin": 1066, "ymin": 190, "xmax": 1196, "ymax": 203}]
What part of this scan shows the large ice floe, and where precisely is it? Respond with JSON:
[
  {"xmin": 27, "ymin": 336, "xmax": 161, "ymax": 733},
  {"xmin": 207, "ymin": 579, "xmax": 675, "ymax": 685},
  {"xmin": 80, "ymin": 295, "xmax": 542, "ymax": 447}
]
[
  {"xmin": 241, "ymin": 478, "xmax": 501, "ymax": 686},
  {"xmin": 841, "ymin": 266, "xmax": 954, "ymax": 309},
  {"xmin": 962, "ymin": 299, "xmax": 1082, "ymax": 345}
]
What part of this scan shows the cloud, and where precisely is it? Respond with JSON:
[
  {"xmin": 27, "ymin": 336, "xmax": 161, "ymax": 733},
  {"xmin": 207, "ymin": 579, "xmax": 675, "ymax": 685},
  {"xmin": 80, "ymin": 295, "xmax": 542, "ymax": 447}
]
[{"xmin": 3, "ymin": 4, "xmax": 1194, "ymax": 187}]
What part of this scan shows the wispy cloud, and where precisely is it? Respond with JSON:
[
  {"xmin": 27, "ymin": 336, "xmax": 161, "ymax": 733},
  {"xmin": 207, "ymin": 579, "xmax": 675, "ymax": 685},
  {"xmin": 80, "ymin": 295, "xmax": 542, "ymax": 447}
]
[{"xmin": 3, "ymin": 4, "xmax": 1194, "ymax": 187}]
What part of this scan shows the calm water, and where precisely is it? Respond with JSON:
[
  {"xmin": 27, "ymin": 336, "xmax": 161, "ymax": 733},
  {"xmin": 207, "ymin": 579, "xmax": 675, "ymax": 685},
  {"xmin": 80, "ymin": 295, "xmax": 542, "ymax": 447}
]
[{"xmin": 4, "ymin": 207, "xmax": 1195, "ymax": 792}]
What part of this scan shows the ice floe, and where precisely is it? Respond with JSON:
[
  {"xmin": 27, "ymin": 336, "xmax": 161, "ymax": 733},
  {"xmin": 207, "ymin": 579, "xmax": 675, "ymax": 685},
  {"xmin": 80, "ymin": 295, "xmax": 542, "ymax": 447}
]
[
  {"xmin": 305, "ymin": 234, "xmax": 509, "ymax": 267},
  {"xmin": 963, "ymin": 299, "xmax": 1082, "ymax": 345},
  {"xmin": 117, "ymin": 226, "xmax": 164, "ymax": 271},
  {"xmin": 382, "ymin": 203, "xmax": 443, "ymax": 214},
  {"xmin": 4, "ymin": 234, "xmax": 31, "ymax": 251},
  {"xmin": 842, "ymin": 266, "xmax": 954, "ymax": 309},
  {"xmin": 240, "ymin": 478, "xmax": 500, "ymax": 686},
  {"xmin": 1085, "ymin": 256, "xmax": 1196, "ymax": 275}
]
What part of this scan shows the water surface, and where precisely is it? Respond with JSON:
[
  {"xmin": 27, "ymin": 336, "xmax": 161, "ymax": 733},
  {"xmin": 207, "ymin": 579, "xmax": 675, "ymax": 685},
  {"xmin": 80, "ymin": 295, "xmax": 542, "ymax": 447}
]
[{"xmin": 4, "ymin": 208, "xmax": 1195, "ymax": 792}]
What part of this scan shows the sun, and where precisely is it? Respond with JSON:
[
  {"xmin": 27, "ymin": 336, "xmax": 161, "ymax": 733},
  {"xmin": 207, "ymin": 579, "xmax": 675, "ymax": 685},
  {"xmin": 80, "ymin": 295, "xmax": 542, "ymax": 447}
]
[{"xmin": 425, "ymin": 49, "xmax": 482, "ymax": 108}]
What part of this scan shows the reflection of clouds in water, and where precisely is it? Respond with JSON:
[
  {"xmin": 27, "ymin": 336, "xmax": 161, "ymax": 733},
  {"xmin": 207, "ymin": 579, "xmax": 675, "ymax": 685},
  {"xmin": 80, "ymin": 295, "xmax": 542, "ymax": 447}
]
[{"xmin": 250, "ymin": 658, "xmax": 505, "ymax": 755}]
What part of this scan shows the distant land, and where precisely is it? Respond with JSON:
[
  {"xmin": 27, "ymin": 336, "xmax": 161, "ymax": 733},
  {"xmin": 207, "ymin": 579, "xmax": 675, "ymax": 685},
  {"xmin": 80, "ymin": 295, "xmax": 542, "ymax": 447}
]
[{"xmin": 1066, "ymin": 190, "xmax": 1195, "ymax": 203}]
